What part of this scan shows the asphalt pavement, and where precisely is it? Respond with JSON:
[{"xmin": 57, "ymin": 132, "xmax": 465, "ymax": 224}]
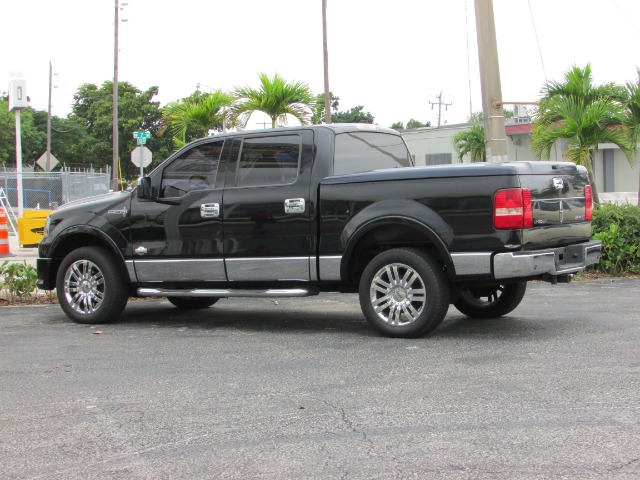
[{"xmin": 1, "ymin": 279, "xmax": 639, "ymax": 479}]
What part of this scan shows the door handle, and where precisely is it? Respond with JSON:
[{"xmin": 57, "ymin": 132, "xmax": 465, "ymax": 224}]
[
  {"xmin": 200, "ymin": 203, "xmax": 220, "ymax": 218},
  {"xmin": 284, "ymin": 198, "xmax": 305, "ymax": 214}
]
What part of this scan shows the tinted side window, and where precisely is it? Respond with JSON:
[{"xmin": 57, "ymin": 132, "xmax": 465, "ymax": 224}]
[
  {"xmin": 333, "ymin": 132, "xmax": 411, "ymax": 175},
  {"xmin": 160, "ymin": 141, "xmax": 224, "ymax": 198},
  {"xmin": 235, "ymin": 135, "xmax": 300, "ymax": 187}
]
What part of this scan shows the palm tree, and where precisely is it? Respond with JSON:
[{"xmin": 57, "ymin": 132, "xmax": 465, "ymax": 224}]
[
  {"xmin": 452, "ymin": 124, "xmax": 486, "ymax": 162},
  {"xmin": 231, "ymin": 73, "xmax": 315, "ymax": 129},
  {"xmin": 163, "ymin": 89, "xmax": 233, "ymax": 148},
  {"xmin": 623, "ymin": 68, "xmax": 640, "ymax": 206},
  {"xmin": 531, "ymin": 64, "xmax": 635, "ymax": 205}
]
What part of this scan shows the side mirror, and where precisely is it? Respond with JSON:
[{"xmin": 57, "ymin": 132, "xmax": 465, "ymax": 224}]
[{"xmin": 137, "ymin": 176, "xmax": 153, "ymax": 200}]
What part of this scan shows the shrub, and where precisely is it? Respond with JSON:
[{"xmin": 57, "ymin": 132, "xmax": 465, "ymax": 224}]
[
  {"xmin": 591, "ymin": 203, "xmax": 640, "ymax": 274},
  {"xmin": 0, "ymin": 261, "xmax": 39, "ymax": 300}
]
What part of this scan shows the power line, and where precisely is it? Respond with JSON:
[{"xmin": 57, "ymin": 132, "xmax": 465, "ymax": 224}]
[{"xmin": 528, "ymin": 0, "xmax": 547, "ymax": 84}]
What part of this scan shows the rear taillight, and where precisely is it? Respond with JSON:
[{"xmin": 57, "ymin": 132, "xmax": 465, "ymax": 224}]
[
  {"xmin": 584, "ymin": 185, "xmax": 593, "ymax": 221},
  {"xmin": 493, "ymin": 188, "xmax": 533, "ymax": 229}
]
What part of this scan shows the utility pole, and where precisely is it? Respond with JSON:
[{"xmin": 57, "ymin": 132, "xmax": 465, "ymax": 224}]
[
  {"xmin": 46, "ymin": 61, "xmax": 53, "ymax": 173},
  {"xmin": 112, "ymin": 0, "xmax": 119, "ymax": 190},
  {"xmin": 429, "ymin": 92, "xmax": 452, "ymax": 128},
  {"xmin": 322, "ymin": 0, "xmax": 331, "ymax": 124},
  {"xmin": 474, "ymin": 0, "xmax": 508, "ymax": 162}
]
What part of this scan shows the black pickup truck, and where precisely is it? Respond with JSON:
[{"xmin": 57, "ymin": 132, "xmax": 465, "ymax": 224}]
[{"xmin": 37, "ymin": 124, "xmax": 601, "ymax": 337}]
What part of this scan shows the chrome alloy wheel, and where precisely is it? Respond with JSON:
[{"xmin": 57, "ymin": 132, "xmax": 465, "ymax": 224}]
[
  {"xmin": 63, "ymin": 259, "xmax": 105, "ymax": 315},
  {"xmin": 369, "ymin": 263, "xmax": 427, "ymax": 326}
]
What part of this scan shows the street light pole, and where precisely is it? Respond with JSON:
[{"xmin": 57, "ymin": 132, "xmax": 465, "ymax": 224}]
[
  {"xmin": 46, "ymin": 61, "xmax": 53, "ymax": 173},
  {"xmin": 112, "ymin": 0, "xmax": 119, "ymax": 190},
  {"xmin": 322, "ymin": 0, "xmax": 331, "ymax": 124}
]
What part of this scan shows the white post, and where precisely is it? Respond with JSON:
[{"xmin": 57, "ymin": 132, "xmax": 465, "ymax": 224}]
[
  {"xmin": 15, "ymin": 109, "xmax": 24, "ymax": 218},
  {"xmin": 139, "ymin": 145, "xmax": 144, "ymax": 179}
]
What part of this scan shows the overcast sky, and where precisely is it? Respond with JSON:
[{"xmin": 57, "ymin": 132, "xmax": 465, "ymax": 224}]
[{"xmin": 3, "ymin": 0, "xmax": 640, "ymax": 130}]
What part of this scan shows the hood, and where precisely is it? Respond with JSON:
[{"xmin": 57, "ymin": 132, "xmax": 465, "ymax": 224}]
[{"xmin": 51, "ymin": 191, "xmax": 132, "ymax": 217}]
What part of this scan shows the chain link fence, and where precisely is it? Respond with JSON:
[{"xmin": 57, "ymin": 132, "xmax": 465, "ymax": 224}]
[{"xmin": 0, "ymin": 166, "xmax": 111, "ymax": 211}]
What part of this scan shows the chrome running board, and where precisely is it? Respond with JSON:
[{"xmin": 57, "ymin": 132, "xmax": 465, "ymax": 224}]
[{"xmin": 137, "ymin": 287, "xmax": 319, "ymax": 298}]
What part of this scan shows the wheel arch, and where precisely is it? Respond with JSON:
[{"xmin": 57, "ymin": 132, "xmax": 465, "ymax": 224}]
[
  {"xmin": 45, "ymin": 226, "xmax": 130, "ymax": 290},
  {"xmin": 341, "ymin": 214, "xmax": 455, "ymax": 285}
]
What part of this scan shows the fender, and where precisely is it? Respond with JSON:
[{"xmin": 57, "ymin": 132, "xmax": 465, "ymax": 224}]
[
  {"xmin": 339, "ymin": 199, "xmax": 455, "ymax": 279},
  {"xmin": 48, "ymin": 224, "xmax": 127, "ymax": 264}
]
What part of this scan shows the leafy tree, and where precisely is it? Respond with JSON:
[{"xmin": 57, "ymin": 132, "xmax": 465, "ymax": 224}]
[
  {"xmin": 453, "ymin": 124, "xmax": 486, "ymax": 162},
  {"xmin": 0, "ymin": 96, "xmax": 46, "ymax": 166},
  {"xmin": 70, "ymin": 81, "xmax": 169, "ymax": 178},
  {"xmin": 467, "ymin": 111, "xmax": 484, "ymax": 123},
  {"xmin": 406, "ymin": 119, "xmax": 431, "ymax": 129},
  {"xmin": 531, "ymin": 64, "xmax": 634, "ymax": 204},
  {"xmin": 29, "ymin": 109, "xmax": 93, "ymax": 168},
  {"xmin": 390, "ymin": 121, "xmax": 405, "ymax": 131},
  {"xmin": 311, "ymin": 91, "xmax": 340, "ymax": 124},
  {"xmin": 163, "ymin": 89, "xmax": 234, "ymax": 149},
  {"xmin": 331, "ymin": 105, "xmax": 374, "ymax": 124},
  {"xmin": 232, "ymin": 73, "xmax": 315, "ymax": 128}
]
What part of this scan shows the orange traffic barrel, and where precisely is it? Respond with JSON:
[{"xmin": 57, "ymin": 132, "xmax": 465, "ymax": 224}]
[{"xmin": 0, "ymin": 208, "xmax": 15, "ymax": 257}]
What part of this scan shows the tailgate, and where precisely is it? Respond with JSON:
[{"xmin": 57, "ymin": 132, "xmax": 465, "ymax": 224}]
[{"xmin": 516, "ymin": 162, "xmax": 592, "ymax": 248}]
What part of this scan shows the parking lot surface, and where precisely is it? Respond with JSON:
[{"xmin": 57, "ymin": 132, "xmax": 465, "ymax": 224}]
[{"xmin": 1, "ymin": 279, "xmax": 639, "ymax": 479}]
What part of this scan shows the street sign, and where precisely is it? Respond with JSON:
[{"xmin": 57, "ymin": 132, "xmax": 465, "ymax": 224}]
[
  {"xmin": 131, "ymin": 146, "xmax": 152, "ymax": 168},
  {"xmin": 36, "ymin": 152, "xmax": 59, "ymax": 171},
  {"xmin": 133, "ymin": 131, "xmax": 151, "ymax": 139}
]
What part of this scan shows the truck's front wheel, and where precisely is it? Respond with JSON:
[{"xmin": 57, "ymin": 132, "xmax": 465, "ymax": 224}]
[
  {"xmin": 359, "ymin": 248, "xmax": 450, "ymax": 338},
  {"xmin": 56, "ymin": 247, "xmax": 129, "ymax": 324},
  {"xmin": 453, "ymin": 282, "xmax": 527, "ymax": 319}
]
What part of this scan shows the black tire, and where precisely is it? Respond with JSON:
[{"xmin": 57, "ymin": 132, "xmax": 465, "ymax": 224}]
[
  {"xmin": 359, "ymin": 248, "xmax": 450, "ymax": 338},
  {"xmin": 167, "ymin": 297, "xmax": 219, "ymax": 310},
  {"xmin": 453, "ymin": 282, "xmax": 527, "ymax": 319},
  {"xmin": 56, "ymin": 246, "xmax": 129, "ymax": 324}
]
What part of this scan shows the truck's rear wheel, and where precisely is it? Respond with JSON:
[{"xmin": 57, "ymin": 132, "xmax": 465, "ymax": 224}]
[
  {"xmin": 453, "ymin": 282, "xmax": 527, "ymax": 319},
  {"xmin": 359, "ymin": 248, "xmax": 450, "ymax": 338},
  {"xmin": 56, "ymin": 247, "xmax": 129, "ymax": 324},
  {"xmin": 167, "ymin": 297, "xmax": 219, "ymax": 309}
]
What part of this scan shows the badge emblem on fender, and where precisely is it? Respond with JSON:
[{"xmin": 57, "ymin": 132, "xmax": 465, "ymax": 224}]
[
  {"xmin": 108, "ymin": 206, "xmax": 128, "ymax": 217},
  {"xmin": 553, "ymin": 178, "xmax": 564, "ymax": 191}
]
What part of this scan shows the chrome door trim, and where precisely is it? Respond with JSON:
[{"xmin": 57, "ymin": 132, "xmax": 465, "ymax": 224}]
[
  {"xmin": 225, "ymin": 257, "xmax": 310, "ymax": 281},
  {"xmin": 318, "ymin": 255, "xmax": 342, "ymax": 281},
  {"xmin": 134, "ymin": 258, "xmax": 226, "ymax": 282}
]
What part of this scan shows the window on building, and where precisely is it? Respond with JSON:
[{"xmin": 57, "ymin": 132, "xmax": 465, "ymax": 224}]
[{"xmin": 425, "ymin": 153, "xmax": 452, "ymax": 165}]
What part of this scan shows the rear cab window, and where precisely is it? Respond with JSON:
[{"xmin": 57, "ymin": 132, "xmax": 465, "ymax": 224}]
[{"xmin": 333, "ymin": 132, "xmax": 412, "ymax": 175}]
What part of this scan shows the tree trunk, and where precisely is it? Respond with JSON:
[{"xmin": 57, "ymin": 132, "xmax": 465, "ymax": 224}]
[{"xmin": 586, "ymin": 150, "xmax": 600, "ymax": 206}]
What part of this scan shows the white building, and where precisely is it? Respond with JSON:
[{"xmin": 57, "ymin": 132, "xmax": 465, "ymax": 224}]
[{"xmin": 402, "ymin": 118, "xmax": 639, "ymax": 204}]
